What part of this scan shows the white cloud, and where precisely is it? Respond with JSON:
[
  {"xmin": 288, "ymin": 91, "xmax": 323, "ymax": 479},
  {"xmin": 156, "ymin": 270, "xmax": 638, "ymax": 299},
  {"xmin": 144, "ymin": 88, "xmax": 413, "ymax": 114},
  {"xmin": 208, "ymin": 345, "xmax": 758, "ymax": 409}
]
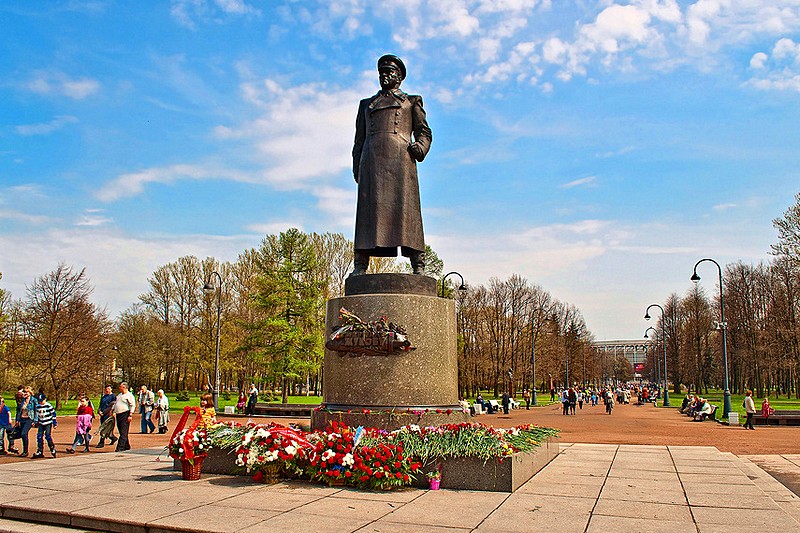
[
  {"xmin": 96, "ymin": 76, "xmax": 367, "ymax": 226},
  {"xmin": 595, "ymin": 146, "xmax": 634, "ymax": 158},
  {"xmin": 560, "ymin": 176, "xmax": 598, "ymax": 189},
  {"xmin": 749, "ymin": 52, "xmax": 768, "ymax": 69},
  {"xmin": 0, "ymin": 208, "xmax": 50, "ymax": 225},
  {"xmin": 773, "ymin": 37, "xmax": 800, "ymax": 61},
  {"xmin": 25, "ymin": 72, "xmax": 100, "ymax": 99},
  {"xmin": 244, "ymin": 221, "xmax": 305, "ymax": 235},
  {"xmin": 747, "ymin": 37, "xmax": 800, "ymax": 92},
  {"xmin": 170, "ymin": 0, "xmax": 260, "ymax": 29},
  {"xmin": 713, "ymin": 203, "xmax": 737, "ymax": 211},
  {"xmin": 0, "ymin": 227, "xmax": 258, "ymax": 318},
  {"xmin": 15, "ymin": 115, "xmax": 78, "ymax": 136},
  {"xmin": 75, "ymin": 209, "xmax": 113, "ymax": 227},
  {"xmin": 213, "ymin": 78, "xmax": 369, "ymax": 188},
  {"xmin": 95, "ymin": 163, "xmax": 254, "ymax": 202},
  {"xmin": 430, "ymin": 213, "xmax": 773, "ymax": 339}
]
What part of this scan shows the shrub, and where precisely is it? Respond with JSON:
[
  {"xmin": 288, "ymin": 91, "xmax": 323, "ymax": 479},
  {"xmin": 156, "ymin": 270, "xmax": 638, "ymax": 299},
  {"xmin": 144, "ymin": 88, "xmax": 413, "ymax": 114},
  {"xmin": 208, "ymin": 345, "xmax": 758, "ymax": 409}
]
[
  {"xmin": 259, "ymin": 391, "xmax": 275, "ymax": 402},
  {"xmin": 176, "ymin": 390, "xmax": 191, "ymax": 402}
]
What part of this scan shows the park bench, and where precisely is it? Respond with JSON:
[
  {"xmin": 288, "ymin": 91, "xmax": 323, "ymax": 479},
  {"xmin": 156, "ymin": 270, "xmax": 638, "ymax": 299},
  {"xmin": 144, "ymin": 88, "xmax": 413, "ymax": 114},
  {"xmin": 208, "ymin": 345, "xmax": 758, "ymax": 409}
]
[
  {"xmin": 251, "ymin": 403, "xmax": 316, "ymax": 417},
  {"xmin": 753, "ymin": 409, "xmax": 800, "ymax": 426},
  {"xmin": 694, "ymin": 404, "xmax": 717, "ymax": 422}
]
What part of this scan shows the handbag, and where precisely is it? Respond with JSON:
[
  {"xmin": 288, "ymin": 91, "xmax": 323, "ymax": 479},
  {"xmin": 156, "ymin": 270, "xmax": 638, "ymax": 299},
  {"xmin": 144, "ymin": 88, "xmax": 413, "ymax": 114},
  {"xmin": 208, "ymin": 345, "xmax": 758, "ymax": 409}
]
[{"xmin": 7, "ymin": 425, "xmax": 22, "ymax": 440}]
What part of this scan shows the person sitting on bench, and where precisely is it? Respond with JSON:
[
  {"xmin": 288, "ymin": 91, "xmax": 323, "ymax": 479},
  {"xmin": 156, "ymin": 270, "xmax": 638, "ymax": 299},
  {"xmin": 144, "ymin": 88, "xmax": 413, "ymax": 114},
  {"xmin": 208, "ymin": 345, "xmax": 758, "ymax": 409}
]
[{"xmin": 693, "ymin": 399, "xmax": 713, "ymax": 421}]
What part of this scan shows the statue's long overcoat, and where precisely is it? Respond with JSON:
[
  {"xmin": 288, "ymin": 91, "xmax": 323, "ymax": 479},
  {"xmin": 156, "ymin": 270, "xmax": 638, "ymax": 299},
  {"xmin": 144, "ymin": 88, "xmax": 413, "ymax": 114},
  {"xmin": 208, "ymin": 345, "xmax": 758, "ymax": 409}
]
[{"xmin": 352, "ymin": 89, "xmax": 432, "ymax": 256}]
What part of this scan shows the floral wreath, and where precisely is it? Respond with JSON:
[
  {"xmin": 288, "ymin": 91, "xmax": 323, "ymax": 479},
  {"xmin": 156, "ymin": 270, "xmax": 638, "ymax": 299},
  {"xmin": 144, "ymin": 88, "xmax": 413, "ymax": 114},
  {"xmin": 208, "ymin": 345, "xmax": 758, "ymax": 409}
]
[{"xmin": 169, "ymin": 406, "xmax": 210, "ymax": 464}]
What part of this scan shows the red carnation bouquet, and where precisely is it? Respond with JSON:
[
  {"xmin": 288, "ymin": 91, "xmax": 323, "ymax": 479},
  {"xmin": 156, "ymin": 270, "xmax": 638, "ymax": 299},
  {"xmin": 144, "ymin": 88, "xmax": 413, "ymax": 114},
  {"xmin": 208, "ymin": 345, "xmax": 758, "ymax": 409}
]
[
  {"xmin": 235, "ymin": 422, "xmax": 312, "ymax": 478},
  {"xmin": 305, "ymin": 422, "xmax": 418, "ymax": 490}
]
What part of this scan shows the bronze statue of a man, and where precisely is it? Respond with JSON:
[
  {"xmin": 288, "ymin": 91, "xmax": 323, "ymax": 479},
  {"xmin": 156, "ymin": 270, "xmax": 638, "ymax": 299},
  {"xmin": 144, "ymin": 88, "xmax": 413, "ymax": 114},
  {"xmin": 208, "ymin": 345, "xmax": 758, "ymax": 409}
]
[{"xmin": 351, "ymin": 54, "xmax": 432, "ymax": 276}]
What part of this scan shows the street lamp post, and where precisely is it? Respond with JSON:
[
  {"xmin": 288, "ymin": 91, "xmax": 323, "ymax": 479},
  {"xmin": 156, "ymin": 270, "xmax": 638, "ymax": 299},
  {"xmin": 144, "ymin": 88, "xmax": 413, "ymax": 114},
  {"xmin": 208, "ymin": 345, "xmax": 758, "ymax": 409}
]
[
  {"xmin": 203, "ymin": 271, "xmax": 222, "ymax": 410},
  {"xmin": 645, "ymin": 304, "xmax": 671, "ymax": 407},
  {"xmin": 691, "ymin": 258, "xmax": 731, "ymax": 417},
  {"xmin": 643, "ymin": 327, "xmax": 662, "ymax": 399},
  {"xmin": 440, "ymin": 271, "xmax": 467, "ymax": 298},
  {"xmin": 530, "ymin": 320, "xmax": 538, "ymax": 405}
]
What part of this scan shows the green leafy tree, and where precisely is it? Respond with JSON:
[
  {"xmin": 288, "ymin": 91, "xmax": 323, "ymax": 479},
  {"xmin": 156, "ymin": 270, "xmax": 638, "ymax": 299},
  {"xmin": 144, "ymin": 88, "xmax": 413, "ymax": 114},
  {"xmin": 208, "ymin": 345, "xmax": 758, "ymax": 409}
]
[{"xmin": 245, "ymin": 229, "xmax": 324, "ymax": 403}]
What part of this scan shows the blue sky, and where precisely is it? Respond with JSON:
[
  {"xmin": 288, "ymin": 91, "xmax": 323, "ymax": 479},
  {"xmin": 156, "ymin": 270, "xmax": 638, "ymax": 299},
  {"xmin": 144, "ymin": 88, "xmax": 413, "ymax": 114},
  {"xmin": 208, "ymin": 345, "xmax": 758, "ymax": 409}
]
[{"xmin": 1, "ymin": 0, "xmax": 799, "ymax": 340}]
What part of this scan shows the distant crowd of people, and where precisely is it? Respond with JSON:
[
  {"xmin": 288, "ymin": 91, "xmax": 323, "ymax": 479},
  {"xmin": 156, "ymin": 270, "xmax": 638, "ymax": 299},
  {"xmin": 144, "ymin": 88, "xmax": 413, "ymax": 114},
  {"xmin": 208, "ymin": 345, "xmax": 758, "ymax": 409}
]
[
  {"xmin": 468, "ymin": 382, "xmax": 668, "ymax": 418},
  {"xmin": 0, "ymin": 383, "xmax": 221, "ymax": 459}
]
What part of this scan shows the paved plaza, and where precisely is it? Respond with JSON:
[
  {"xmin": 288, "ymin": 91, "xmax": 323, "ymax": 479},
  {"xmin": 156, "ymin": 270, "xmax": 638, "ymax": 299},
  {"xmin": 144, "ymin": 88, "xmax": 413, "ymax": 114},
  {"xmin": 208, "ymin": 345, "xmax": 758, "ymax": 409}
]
[{"xmin": 0, "ymin": 442, "xmax": 798, "ymax": 532}]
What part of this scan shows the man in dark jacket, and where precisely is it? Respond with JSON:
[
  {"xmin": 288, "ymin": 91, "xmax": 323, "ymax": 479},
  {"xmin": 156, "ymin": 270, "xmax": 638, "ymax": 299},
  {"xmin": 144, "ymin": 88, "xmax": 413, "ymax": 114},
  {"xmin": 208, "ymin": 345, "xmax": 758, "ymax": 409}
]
[{"xmin": 351, "ymin": 54, "xmax": 432, "ymax": 276}]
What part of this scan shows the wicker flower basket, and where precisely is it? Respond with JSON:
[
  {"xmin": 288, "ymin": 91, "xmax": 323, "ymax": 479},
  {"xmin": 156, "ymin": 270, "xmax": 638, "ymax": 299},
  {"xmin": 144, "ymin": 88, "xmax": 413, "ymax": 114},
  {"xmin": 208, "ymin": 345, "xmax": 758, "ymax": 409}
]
[
  {"xmin": 259, "ymin": 461, "xmax": 282, "ymax": 484},
  {"xmin": 180, "ymin": 456, "xmax": 206, "ymax": 481}
]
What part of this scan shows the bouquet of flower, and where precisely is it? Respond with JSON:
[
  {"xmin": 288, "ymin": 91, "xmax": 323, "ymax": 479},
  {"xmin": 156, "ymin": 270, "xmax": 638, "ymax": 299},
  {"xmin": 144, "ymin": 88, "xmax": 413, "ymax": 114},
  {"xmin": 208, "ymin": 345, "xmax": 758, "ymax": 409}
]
[
  {"xmin": 235, "ymin": 422, "xmax": 312, "ymax": 478},
  {"xmin": 169, "ymin": 426, "xmax": 211, "ymax": 465},
  {"xmin": 426, "ymin": 469, "xmax": 441, "ymax": 481},
  {"xmin": 305, "ymin": 422, "xmax": 358, "ymax": 485},
  {"xmin": 373, "ymin": 422, "xmax": 559, "ymax": 463},
  {"xmin": 352, "ymin": 438, "xmax": 418, "ymax": 491}
]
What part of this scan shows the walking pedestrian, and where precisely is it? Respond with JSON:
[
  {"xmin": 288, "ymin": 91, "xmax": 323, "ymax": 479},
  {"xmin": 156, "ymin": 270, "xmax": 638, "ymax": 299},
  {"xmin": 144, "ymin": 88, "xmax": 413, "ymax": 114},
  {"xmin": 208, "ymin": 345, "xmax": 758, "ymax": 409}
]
[
  {"xmin": 743, "ymin": 390, "xmax": 756, "ymax": 430},
  {"xmin": 115, "ymin": 382, "xmax": 136, "ymax": 451},
  {"xmin": 604, "ymin": 389, "xmax": 614, "ymax": 415},
  {"xmin": 32, "ymin": 397, "xmax": 57, "ymax": 458},
  {"xmin": 12, "ymin": 386, "xmax": 39, "ymax": 457},
  {"xmin": 501, "ymin": 392, "xmax": 510, "ymax": 415},
  {"xmin": 96, "ymin": 385, "xmax": 117, "ymax": 448},
  {"xmin": 568, "ymin": 388, "xmax": 577, "ymax": 415},
  {"xmin": 65, "ymin": 396, "xmax": 94, "ymax": 454},
  {"xmin": 155, "ymin": 390, "xmax": 170, "ymax": 434},
  {"xmin": 0, "ymin": 398, "xmax": 12, "ymax": 455},
  {"xmin": 138, "ymin": 385, "xmax": 155, "ymax": 434},
  {"xmin": 523, "ymin": 389, "xmax": 531, "ymax": 410}
]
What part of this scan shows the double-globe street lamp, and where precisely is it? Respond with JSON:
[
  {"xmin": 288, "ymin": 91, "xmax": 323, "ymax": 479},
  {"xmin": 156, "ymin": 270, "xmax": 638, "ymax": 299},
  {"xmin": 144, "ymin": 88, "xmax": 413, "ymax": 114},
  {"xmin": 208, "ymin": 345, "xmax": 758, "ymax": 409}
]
[
  {"xmin": 691, "ymin": 258, "xmax": 732, "ymax": 418},
  {"xmin": 203, "ymin": 271, "xmax": 222, "ymax": 410},
  {"xmin": 644, "ymin": 304, "xmax": 670, "ymax": 407}
]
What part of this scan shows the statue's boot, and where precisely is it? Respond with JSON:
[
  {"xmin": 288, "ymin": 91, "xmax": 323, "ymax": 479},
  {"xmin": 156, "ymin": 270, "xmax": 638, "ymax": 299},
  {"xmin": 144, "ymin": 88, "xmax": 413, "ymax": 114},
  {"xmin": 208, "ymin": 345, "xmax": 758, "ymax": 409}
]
[
  {"xmin": 410, "ymin": 250, "xmax": 425, "ymax": 275},
  {"xmin": 349, "ymin": 251, "xmax": 370, "ymax": 277}
]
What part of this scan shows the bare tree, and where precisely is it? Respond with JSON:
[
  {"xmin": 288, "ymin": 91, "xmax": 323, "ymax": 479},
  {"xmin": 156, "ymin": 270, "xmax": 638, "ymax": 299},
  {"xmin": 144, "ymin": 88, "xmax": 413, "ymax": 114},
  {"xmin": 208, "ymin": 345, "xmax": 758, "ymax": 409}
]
[{"xmin": 18, "ymin": 264, "xmax": 110, "ymax": 409}]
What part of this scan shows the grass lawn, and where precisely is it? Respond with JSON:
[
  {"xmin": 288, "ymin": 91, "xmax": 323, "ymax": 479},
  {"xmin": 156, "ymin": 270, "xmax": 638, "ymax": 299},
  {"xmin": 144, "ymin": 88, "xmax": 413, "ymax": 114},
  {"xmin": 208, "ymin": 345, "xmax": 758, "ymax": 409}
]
[
  {"xmin": 1, "ymin": 392, "xmax": 323, "ymax": 415},
  {"xmin": 667, "ymin": 388, "xmax": 800, "ymax": 424}
]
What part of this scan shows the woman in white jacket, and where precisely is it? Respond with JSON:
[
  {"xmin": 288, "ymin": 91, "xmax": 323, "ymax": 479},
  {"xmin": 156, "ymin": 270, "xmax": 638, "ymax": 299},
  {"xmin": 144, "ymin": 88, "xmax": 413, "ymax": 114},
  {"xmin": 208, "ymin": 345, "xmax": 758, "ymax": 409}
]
[
  {"xmin": 744, "ymin": 390, "xmax": 756, "ymax": 430},
  {"xmin": 155, "ymin": 390, "xmax": 170, "ymax": 434}
]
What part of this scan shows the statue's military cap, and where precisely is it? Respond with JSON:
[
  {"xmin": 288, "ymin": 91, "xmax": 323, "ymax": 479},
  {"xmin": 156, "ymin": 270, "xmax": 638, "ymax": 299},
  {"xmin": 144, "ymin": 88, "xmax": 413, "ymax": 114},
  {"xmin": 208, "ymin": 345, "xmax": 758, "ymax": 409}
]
[{"xmin": 377, "ymin": 54, "xmax": 406, "ymax": 80}]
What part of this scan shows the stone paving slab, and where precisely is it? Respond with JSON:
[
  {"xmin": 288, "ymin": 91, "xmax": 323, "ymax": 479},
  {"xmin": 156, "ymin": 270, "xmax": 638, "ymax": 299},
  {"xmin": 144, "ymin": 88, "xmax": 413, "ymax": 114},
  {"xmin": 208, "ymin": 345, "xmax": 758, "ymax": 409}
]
[
  {"xmin": 586, "ymin": 514, "xmax": 698, "ymax": 533},
  {"xmin": 0, "ymin": 443, "xmax": 799, "ymax": 532}
]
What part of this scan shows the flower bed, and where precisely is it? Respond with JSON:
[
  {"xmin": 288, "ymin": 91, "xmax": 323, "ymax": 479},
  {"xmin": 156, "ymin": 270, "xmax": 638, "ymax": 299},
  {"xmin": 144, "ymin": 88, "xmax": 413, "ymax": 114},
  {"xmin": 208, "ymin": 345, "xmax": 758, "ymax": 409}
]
[{"xmin": 206, "ymin": 421, "xmax": 558, "ymax": 491}]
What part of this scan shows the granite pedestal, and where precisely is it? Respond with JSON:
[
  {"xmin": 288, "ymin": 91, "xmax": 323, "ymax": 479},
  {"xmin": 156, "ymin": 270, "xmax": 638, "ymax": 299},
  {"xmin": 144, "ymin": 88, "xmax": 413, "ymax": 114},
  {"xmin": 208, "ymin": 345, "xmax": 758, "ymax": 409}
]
[{"xmin": 312, "ymin": 273, "xmax": 469, "ymax": 431}]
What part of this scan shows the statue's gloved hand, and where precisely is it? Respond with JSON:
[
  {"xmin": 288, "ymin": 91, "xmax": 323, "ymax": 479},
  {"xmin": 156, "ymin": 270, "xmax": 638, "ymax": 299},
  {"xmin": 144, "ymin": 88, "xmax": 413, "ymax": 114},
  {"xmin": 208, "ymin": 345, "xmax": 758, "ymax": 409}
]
[{"xmin": 408, "ymin": 142, "xmax": 424, "ymax": 161}]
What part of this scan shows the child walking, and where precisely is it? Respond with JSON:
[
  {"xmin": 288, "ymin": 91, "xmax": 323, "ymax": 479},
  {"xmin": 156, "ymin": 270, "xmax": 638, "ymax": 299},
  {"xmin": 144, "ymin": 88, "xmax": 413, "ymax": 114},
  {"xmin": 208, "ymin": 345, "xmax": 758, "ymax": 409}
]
[
  {"xmin": 32, "ymin": 398, "xmax": 57, "ymax": 459},
  {"xmin": 65, "ymin": 397, "xmax": 94, "ymax": 454},
  {"xmin": 0, "ymin": 398, "xmax": 12, "ymax": 455}
]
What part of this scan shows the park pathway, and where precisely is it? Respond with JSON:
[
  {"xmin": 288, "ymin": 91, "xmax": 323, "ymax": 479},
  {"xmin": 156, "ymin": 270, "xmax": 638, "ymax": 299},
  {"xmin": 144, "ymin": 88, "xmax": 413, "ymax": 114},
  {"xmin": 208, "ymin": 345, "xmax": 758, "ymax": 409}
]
[
  {"xmin": 0, "ymin": 443, "xmax": 798, "ymax": 532},
  {"xmin": 0, "ymin": 444, "xmax": 800, "ymax": 533}
]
